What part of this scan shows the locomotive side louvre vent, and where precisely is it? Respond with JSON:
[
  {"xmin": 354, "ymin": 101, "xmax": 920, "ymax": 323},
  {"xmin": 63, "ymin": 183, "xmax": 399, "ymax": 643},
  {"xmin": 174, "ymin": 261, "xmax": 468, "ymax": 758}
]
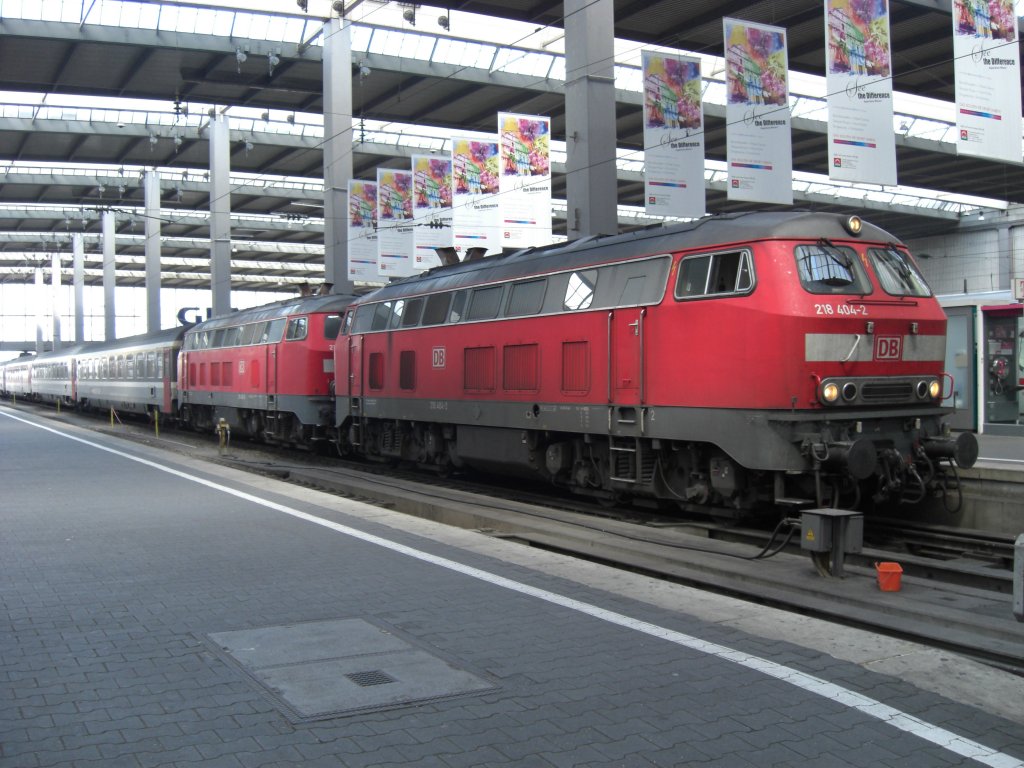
[{"xmin": 206, "ymin": 618, "xmax": 497, "ymax": 723}]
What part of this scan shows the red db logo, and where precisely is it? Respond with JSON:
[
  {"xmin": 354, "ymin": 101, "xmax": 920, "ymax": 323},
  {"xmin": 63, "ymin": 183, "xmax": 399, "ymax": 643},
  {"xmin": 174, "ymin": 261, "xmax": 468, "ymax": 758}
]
[{"xmin": 874, "ymin": 336, "xmax": 902, "ymax": 360}]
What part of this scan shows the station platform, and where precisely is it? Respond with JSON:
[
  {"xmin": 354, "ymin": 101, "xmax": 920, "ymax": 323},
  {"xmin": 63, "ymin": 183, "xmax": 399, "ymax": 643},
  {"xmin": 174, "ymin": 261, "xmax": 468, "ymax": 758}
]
[{"xmin": 2, "ymin": 405, "xmax": 1023, "ymax": 768}]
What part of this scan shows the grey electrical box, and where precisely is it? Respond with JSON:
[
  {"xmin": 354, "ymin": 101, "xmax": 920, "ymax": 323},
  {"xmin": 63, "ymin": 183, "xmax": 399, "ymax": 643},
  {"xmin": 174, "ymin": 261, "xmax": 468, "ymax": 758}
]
[
  {"xmin": 1014, "ymin": 534, "xmax": 1023, "ymax": 623},
  {"xmin": 801, "ymin": 509, "xmax": 863, "ymax": 554}
]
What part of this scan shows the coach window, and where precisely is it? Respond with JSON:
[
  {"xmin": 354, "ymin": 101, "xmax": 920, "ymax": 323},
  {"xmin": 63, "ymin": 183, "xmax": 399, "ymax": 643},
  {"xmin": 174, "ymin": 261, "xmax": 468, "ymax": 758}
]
[
  {"xmin": 371, "ymin": 302, "xmax": 394, "ymax": 331},
  {"xmin": 422, "ymin": 293, "xmax": 451, "ymax": 326},
  {"xmin": 388, "ymin": 300, "xmax": 407, "ymax": 329},
  {"xmin": 264, "ymin": 319, "xmax": 285, "ymax": 343},
  {"xmin": 286, "ymin": 316, "xmax": 309, "ymax": 341},
  {"xmin": 449, "ymin": 291, "xmax": 468, "ymax": 323},
  {"xmin": 564, "ymin": 270, "xmax": 597, "ymax": 310},
  {"xmin": 401, "ymin": 297, "xmax": 424, "ymax": 327},
  {"xmin": 506, "ymin": 279, "xmax": 546, "ymax": 317},
  {"xmin": 795, "ymin": 243, "xmax": 871, "ymax": 295},
  {"xmin": 467, "ymin": 285, "xmax": 503, "ymax": 321}
]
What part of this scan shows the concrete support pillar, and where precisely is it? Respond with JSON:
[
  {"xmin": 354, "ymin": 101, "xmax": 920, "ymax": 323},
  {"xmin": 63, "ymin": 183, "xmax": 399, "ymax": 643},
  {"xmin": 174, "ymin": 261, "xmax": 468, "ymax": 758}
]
[
  {"xmin": 322, "ymin": 16, "xmax": 354, "ymax": 294},
  {"xmin": 209, "ymin": 113, "xmax": 232, "ymax": 318},
  {"xmin": 34, "ymin": 267, "xmax": 44, "ymax": 354},
  {"xmin": 102, "ymin": 210, "xmax": 116, "ymax": 341},
  {"xmin": 72, "ymin": 233, "xmax": 84, "ymax": 342},
  {"xmin": 144, "ymin": 170, "xmax": 162, "ymax": 332},
  {"xmin": 563, "ymin": 0, "xmax": 618, "ymax": 240},
  {"xmin": 51, "ymin": 252, "xmax": 62, "ymax": 350}
]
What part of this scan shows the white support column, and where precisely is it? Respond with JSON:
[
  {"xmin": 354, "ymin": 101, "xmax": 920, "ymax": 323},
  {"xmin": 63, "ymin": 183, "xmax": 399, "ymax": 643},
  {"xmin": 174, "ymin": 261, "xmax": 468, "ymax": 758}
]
[
  {"xmin": 564, "ymin": 0, "xmax": 618, "ymax": 240},
  {"xmin": 73, "ymin": 233, "xmax": 85, "ymax": 342},
  {"xmin": 102, "ymin": 210, "xmax": 116, "ymax": 341},
  {"xmin": 34, "ymin": 266, "xmax": 44, "ymax": 353},
  {"xmin": 51, "ymin": 251, "xmax": 62, "ymax": 350},
  {"xmin": 322, "ymin": 15, "xmax": 354, "ymax": 294},
  {"xmin": 144, "ymin": 169, "xmax": 162, "ymax": 332},
  {"xmin": 209, "ymin": 113, "xmax": 233, "ymax": 318}
]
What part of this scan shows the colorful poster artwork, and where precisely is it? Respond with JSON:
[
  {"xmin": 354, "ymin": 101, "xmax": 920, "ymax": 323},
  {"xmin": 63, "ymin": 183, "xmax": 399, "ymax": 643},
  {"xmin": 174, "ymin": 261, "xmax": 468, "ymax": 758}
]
[
  {"xmin": 825, "ymin": 0, "xmax": 897, "ymax": 185},
  {"xmin": 642, "ymin": 50, "xmax": 706, "ymax": 219},
  {"xmin": 498, "ymin": 113, "xmax": 552, "ymax": 249},
  {"xmin": 952, "ymin": 0, "xmax": 1023, "ymax": 164},
  {"xmin": 412, "ymin": 155, "xmax": 453, "ymax": 271},
  {"xmin": 347, "ymin": 180, "xmax": 379, "ymax": 282},
  {"xmin": 376, "ymin": 168, "xmax": 416, "ymax": 278},
  {"xmin": 451, "ymin": 134, "xmax": 502, "ymax": 258},
  {"xmin": 723, "ymin": 18, "xmax": 793, "ymax": 204}
]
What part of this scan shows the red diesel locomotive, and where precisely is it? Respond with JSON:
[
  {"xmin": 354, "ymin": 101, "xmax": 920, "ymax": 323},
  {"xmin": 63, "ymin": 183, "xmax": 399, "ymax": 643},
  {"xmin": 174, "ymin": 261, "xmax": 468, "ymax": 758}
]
[
  {"xmin": 178, "ymin": 293, "xmax": 352, "ymax": 446},
  {"xmin": 333, "ymin": 211, "xmax": 977, "ymax": 511}
]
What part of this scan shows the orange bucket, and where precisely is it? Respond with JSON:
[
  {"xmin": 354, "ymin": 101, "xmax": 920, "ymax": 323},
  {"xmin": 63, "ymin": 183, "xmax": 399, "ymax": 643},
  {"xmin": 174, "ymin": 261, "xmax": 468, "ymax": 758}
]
[{"xmin": 875, "ymin": 562, "xmax": 903, "ymax": 592}]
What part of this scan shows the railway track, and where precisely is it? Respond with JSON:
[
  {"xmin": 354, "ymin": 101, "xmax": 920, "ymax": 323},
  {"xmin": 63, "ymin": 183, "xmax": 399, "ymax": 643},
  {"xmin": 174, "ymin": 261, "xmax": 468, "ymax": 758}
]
[{"xmin": 8, "ymin": 400, "xmax": 1024, "ymax": 671}]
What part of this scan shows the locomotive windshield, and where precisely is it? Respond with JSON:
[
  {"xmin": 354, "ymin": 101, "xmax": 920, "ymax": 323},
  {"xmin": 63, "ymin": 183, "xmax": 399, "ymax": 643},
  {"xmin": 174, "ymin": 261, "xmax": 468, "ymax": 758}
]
[
  {"xmin": 868, "ymin": 247, "xmax": 932, "ymax": 297},
  {"xmin": 795, "ymin": 242, "xmax": 872, "ymax": 295}
]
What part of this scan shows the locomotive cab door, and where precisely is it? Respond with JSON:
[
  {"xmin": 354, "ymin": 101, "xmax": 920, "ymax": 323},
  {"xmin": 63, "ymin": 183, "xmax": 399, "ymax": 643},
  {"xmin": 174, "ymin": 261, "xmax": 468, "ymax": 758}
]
[
  {"xmin": 608, "ymin": 307, "xmax": 645, "ymax": 408},
  {"xmin": 346, "ymin": 333, "xmax": 364, "ymax": 445}
]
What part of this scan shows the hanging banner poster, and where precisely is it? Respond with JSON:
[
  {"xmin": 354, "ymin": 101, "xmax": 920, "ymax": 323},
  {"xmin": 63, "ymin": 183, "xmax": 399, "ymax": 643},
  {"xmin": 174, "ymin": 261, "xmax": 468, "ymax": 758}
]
[
  {"xmin": 451, "ymin": 134, "xmax": 502, "ymax": 258},
  {"xmin": 347, "ymin": 180, "xmax": 379, "ymax": 282},
  {"xmin": 376, "ymin": 168, "xmax": 415, "ymax": 278},
  {"xmin": 642, "ymin": 50, "xmax": 706, "ymax": 219},
  {"xmin": 825, "ymin": 0, "xmax": 897, "ymax": 185},
  {"xmin": 953, "ymin": 0, "xmax": 1022, "ymax": 164},
  {"xmin": 497, "ymin": 113, "xmax": 552, "ymax": 249},
  {"xmin": 411, "ymin": 154, "xmax": 453, "ymax": 272},
  {"xmin": 723, "ymin": 18, "xmax": 793, "ymax": 204}
]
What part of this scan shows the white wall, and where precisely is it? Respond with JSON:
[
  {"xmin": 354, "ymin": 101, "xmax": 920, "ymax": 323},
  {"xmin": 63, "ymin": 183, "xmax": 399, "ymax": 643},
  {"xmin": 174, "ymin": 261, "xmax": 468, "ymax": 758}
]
[{"xmin": 906, "ymin": 228, "xmax": 1006, "ymax": 296}]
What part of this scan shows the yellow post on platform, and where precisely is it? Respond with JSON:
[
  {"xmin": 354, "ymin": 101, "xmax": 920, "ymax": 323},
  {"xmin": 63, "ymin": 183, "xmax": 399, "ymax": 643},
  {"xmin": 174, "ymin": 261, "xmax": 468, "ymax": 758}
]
[
  {"xmin": 110, "ymin": 407, "xmax": 115, "ymax": 427},
  {"xmin": 154, "ymin": 409, "xmax": 160, "ymax": 438},
  {"xmin": 216, "ymin": 418, "xmax": 230, "ymax": 455}
]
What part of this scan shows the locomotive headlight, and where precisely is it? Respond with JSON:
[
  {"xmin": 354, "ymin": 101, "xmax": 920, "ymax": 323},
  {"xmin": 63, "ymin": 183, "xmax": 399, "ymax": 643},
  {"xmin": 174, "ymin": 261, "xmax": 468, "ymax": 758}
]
[
  {"xmin": 928, "ymin": 379, "xmax": 941, "ymax": 399},
  {"xmin": 844, "ymin": 215, "xmax": 863, "ymax": 236},
  {"xmin": 915, "ymin": 380, "xmax": 938, "ymax": 399},
  {"xmin": 822, "ymin": 382, "xmax": 840, "ymax": 403},
  {"xmin": 842, "ymin": 382, "xmax": 858, "ymax": 401}
]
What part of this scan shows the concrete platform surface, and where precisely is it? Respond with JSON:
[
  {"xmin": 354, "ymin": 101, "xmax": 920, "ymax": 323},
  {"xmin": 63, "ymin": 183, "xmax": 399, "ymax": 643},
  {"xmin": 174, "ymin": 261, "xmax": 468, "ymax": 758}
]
[{"xmin": 2, "ymin": 405, "xmax": 1023, "ymax": 768}]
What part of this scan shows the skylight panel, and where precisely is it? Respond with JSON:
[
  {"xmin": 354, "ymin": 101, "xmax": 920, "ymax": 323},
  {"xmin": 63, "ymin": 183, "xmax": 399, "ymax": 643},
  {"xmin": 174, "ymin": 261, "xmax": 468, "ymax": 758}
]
[
  {"xmin": 489, "ymin": 48, "xmax": 554, "ymax": 78},
  {"xmin": 431, "ymin": 38, "xmax": 496, "ymax": 69},
  {"xmin": 615, "ymin": 65, "xmax": 641, "ymax": 91}
]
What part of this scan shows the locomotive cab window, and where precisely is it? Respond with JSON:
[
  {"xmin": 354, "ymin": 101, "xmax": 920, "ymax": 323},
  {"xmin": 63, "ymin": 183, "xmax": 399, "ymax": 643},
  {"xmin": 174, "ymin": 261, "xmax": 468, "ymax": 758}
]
[
  {"xmin": 286, "ymin": 316, "xmax": 308, "ymax": 341},
  {"xmin": 676, "ymin": 250, "xmax": 753, "ymax": 298},
  {"xmin": 795, "ymin": 243, "xmax": 872, "ymax": 295},
  {"xmin": 868, "ymin": 247, "xmax": 932, "ymax": 297},
  {"xmin": 324, "ymin": 313, "xmax": 343, "ymax": 339}
]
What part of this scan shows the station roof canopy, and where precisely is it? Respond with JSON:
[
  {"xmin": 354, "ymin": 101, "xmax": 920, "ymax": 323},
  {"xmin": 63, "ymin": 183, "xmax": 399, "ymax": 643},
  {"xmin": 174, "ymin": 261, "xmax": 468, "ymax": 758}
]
[{"xmin": 0, "ymin": 0, "xmax": 1016, "ymax": 290}]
